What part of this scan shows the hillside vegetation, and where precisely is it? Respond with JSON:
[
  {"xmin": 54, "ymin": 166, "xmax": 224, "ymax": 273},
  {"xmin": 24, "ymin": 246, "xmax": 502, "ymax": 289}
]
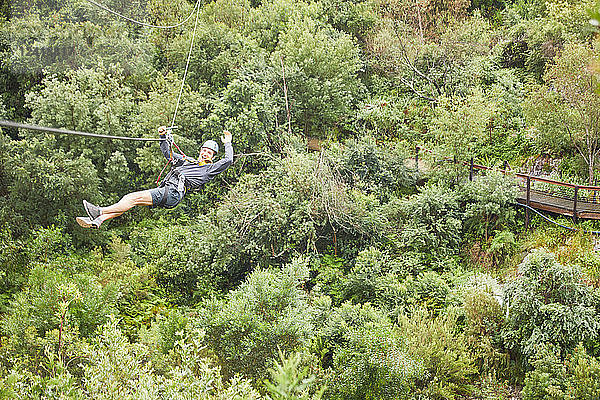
[{"xmin": 2, "ymin": 0, "xmax": 600, "ymax": 398}]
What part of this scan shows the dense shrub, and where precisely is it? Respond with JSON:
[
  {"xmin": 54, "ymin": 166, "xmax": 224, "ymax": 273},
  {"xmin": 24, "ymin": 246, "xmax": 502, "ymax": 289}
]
[
  {"xmin": 3, "ymin": 265, "xmax": 118, "ymax": 343},
  {"xmin": 313, "ymin": 300, "xmax": 423, "ymax": 400},
  {"xmin": 398, "ymin": 184, "xmax": 463, "ymax": 259},
  {"xmin": 215, "ymin": 149, "xmax": 390, "ymax": 264},
  {"xmin": 461, "ymin": 172, "xmax": 518, "ymax": 241},
  {"xmin": 130, "ymin": 220, "xmax": 237, "ymax": 304},
  {"xmin": 522, "ymin": 343, "xmax": 600, "ymax": 400},
  {"xmin": 342, "ymin": 247, "xmax": 408, "ymax": 315},
  {"xmin": 1, "ymin": 136, "xmax": 100, "ymax": 236},
  {"xmin": 502, "ymin": 249, "xmax": 600, "ymax": 368},
  {"xmin": 198, "ymin": 257, "xmax": 313, "ymax": 381},
  {"xmin": 332, "ymin": 137, "xmax": 418, "ymax": 201},
  {"xmin": 400, "ymin": 308, "xmax": 478, "ymax": 399},
  {"xmin": 82, "ymin": 317, "xmax": 262, "ymax": 399}
]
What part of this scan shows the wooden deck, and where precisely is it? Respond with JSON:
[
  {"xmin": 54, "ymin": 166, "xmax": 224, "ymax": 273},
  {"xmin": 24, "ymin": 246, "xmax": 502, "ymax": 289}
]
[
  {"xmin": 411, "ymin": 151, "xmax": 600, "ymax": 222},
  {"xmin": 516, "ymin": 188, "xmax": 600, "ymax": 220},
  {"xmin": 469, "ymin": 162, "xmax": 600, "ymax": 221}
]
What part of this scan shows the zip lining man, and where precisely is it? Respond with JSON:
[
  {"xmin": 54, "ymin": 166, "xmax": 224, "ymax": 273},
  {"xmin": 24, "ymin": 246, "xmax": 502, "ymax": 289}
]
[{"xmin": 76, "ymin": 126, "xmax": 233, "ymax": 228}]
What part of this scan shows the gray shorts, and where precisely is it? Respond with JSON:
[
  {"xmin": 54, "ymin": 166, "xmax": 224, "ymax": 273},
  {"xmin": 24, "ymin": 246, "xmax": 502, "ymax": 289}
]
[{"xmin": 149, "ymin": 184, "xmax": 183, "ymax": 209}]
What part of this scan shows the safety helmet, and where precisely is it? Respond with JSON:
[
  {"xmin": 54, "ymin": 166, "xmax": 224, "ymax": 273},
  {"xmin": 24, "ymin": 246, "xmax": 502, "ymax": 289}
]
[{"xmin": 201, "ymin": 140, "xmax": 219, "ymax": 154}]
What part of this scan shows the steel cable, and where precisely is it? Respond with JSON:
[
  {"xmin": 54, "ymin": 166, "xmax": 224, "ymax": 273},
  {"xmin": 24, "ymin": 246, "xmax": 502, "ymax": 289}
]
[
  {"xmin": 83, "ymin": 0, "xmax": 200, "ymax": 29},
  {"xmin": 0, "ymin": 120, "xmax": 164, "ymax": 141}
]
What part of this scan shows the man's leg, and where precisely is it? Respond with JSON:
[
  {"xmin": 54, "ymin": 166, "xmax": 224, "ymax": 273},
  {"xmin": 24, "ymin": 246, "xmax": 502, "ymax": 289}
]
[{"xmin": 97, "ymin": 190, "xmax": 153, "ymax": 223}]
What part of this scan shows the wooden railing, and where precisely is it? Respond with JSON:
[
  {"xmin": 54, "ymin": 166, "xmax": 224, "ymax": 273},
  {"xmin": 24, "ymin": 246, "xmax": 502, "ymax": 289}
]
[
  {"xmin": 469, "ymin": 161, "xmax": 600, "ymax": 225},
  {"xmin": 413, "ymin": 146, "xmax": 600, "ymax": 224}
]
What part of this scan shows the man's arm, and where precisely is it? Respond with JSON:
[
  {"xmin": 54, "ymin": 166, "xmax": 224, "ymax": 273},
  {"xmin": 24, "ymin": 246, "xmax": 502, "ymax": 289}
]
[
  {"xmin": 205, "ymin": 130, "xmax": 234, "ymax": 178},
  {"xmin": 158, "ymin": 126, "xmax": 184, "ymax": 164}
]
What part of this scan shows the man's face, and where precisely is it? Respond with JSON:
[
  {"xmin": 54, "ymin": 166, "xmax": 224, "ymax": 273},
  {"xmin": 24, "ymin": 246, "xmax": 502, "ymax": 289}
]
[{"xmin": 199, "ymin": 147, "xmax": 215, "ymax": 162}]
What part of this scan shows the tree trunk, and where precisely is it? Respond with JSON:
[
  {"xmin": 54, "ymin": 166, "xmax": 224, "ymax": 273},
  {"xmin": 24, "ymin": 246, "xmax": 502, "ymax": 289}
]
[{"xmin": 589, "ymin": 153, "xmax": 595, "ymax": 186}]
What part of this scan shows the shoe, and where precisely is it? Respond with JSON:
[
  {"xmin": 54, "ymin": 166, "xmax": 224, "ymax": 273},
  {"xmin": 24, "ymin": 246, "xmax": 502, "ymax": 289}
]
[
  {"xmin": 83, "ymin": 200, "xmax": 102, "ymax": 220},
  {"xmin": 76, "ymin": 216, "xmax": 102, "ymax": 229}
]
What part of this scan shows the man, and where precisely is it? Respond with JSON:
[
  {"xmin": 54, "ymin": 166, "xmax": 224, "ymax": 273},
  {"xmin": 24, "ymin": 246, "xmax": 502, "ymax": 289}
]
[{"xmin": 76, "ymin": 126, "xmax": 233, "ymax": 228}]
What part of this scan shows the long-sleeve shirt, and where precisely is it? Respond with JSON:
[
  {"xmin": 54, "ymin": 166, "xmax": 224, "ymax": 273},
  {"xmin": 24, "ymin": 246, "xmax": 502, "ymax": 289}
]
[{"xmin": 159, "ymin": 135, "xmax": 233, "ymax": 191}]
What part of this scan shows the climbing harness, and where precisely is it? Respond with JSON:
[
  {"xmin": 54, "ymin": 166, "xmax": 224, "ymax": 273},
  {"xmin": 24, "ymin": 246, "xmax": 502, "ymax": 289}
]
[{"xmin": 154, "ymin": 126, "xmax": 212, "ymax": 187}]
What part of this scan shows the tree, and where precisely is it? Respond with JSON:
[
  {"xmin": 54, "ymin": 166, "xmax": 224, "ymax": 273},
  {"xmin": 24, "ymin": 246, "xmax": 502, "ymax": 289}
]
[
  {"xmin": 526, "ymin": 43, "xmax": 600, "ymax": 185},
  {"xmin": 274, "ymin": 16, "xmax": 365, "ymax": 137}
]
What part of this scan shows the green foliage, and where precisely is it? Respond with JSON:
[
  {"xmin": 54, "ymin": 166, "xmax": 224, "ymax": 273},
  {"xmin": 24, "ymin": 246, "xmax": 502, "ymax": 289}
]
[
  {"xmin": 1, "ymin": 136, "xmax": 100, "ymax": 236},
  {"xmin": 198, "ymin": 257, "xmax": 313, "ymax": 381},
  {"xmin": 328, "ymin": 323, "xmax": 421, "ymax": 400},
  {"xmin": 130, "ymin": 220, "xmax": 236, "ymax": 303},
  {"xmin": 408, "ymin": 271, "xmax": 451, "ymax": 313},
  {"xmin": 264, "ymin": 351, "xmax": 325, "ymax": 400},
  {"xmin": 519, "ymin": 343, "xmax": 600, "ymax": 400},
  {"xmin": 432, "ymin": 91, "xmax": 495, "ymax": 162},
  {"xmin": 495, "ymin": 13, "xmax": 581, "ymax": 81},
  {"xmin": 83, "ymin": 316, "xmax": 262, "ymax": 399},
  {"xmin": 313, "ymin": 300, "xmax": 422, "ymax": 400},
  {"xmin": 525, "ymin": 42, "xmax": 600, "ymax": 185},
  {"xmin": 502, "ymin": 249, "xmax": 600, "ymax": 368},
  {"xmin": 332, "ymin": 137, "xmax": 418, "ymax": 201},
  {"xmin": 274, "ymin": 16, "xmax": 365, "ymax": 136},
  {"xmin": 1, "ymin": 5, "xmax": 156, "ymax": 81},
  {"xmin": 3, "ymin": 264, "xmax": 117, "ymax": 344},
  {"xmin": 398, "ymin": 184, "xmax": 462, "ymax": 258},
  {"xmin": 342, "ymin": 247, "xmax": 407, "ymax": 314},
  {"xmin": 25, "ymin": 65, "xmax": 139, "ymax": 167},
  {"xmin": 461, "ymin": 172, "xmax": 518, "ymax": 240},
  {"xmin": 463, "ymin": 284, "xmax": 510, "ymax": 377},
  {"xmin": 567, "ymin": 344, "xmax": 600, "ymax": 399},
  {"xmin": 318, "ymin": 0, "xmax": 377, "ymax": 41},
  {"xmin": 214, "ymin": 149, "xmax": 389, "ymax": 265},
  {"xmin": 0, "ymin": 227, "xmax": 28, "ymax": 307},
  {"xmin": 487, "ymin": 230, "xmax": 517, "ymax": 267},
  {"xmin": 5, "ymin": 0, "xmax": 600, "ymax": 395},
  {"xmin": 311, "ymin": 254, "xmax": 347, "ymax": 304},
  {"xmin": 400, "ymin": 308, "xmax": 478, "ymax": 399},
  {"xmin": 522, "ymin": 344, "xmax": 572, "ymax": 400},
  {"xmin": 154, "ymin": 310, "xmax": 189, "ymax": 354},
  {"xmin": 168, "ymin": 19, "xmax": 261, "ymax": 91},
  {"xmin": 245, "ymin": 0, "xmax": 318, "ymax": 53},
  {"xmin": 26, "ymin": 226, "xmax": 72, "ymax": 263}
]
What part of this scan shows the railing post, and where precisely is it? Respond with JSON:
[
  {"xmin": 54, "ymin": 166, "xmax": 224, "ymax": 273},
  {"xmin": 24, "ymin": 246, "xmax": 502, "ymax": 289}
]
[
  {"xmin": 573, "ymin": 186, "xmax": 579, "ymax": 223},
  {"xmin": 469, "ymin": 158, "xmax": 474, "ymax": 182},
  {"xmin": 525, "ymin": 176, "xmax": 531, "ymax": 230},
  {"xmin": 415, "ymin": 146, "xmax": 419, "ymax": 172}
]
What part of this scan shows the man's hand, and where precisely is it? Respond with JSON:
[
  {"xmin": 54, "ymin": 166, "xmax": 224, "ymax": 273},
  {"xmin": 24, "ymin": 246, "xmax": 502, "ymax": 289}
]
[
  {"xmin": 158, "ymin": 126, "xmax": 174, "ymax": 145},
  {"xmin": 221, "ymin": 130, "xmax": 232, "ymax": 144}
]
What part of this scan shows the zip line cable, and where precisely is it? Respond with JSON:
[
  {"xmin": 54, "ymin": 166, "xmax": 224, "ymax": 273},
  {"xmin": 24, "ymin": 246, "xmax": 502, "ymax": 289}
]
[
  {"xmin": 83, "ymin": 0, "xmax": 200, "ymax": 29},
  {"xmin": 0, "ymin": 120, "xmax": 164, "ymax": 141}
]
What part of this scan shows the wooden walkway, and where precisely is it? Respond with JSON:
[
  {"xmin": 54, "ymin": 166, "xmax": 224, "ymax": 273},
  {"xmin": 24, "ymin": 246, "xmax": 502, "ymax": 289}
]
[
  {"xmin": 515, "ymin": 189, "xmax": 600, "ymax": 220},
  {"xmin": 471, "ymin": 163, "xmax": 600, "ymax": 222},
  {"xmin": 411, "ymin": 146, "xmax": 600, "ymax": 222}
]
